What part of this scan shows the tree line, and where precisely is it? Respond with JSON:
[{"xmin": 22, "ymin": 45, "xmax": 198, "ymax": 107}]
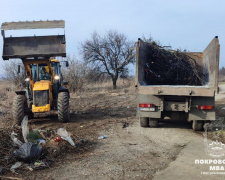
[{"xmin": 3, "ymin": 30, "xmax": 225, "ymax": 90}]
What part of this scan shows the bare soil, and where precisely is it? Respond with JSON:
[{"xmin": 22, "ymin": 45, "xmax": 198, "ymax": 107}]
[{"xmin": 0, "ymin": 80, "xmax": 225, "ymax": 180}]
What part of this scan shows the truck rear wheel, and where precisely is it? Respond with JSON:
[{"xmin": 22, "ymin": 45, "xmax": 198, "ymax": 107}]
[
  {"xmin": 149, "ymin": 118, "xmax": 159, "ymax": 128},
  {"xmin": 12, "ymin": 95, "xmax": 25, "ymax": 125},
  {"xmin": 140, "ymin": 117, "xmax": 149, "ymax": 127},
  {"xmin": 192, "ymin": 120, "xmax": 203, "ymax": 131},
  {"xmin": 58, "ymin": 92, "xmax": 69, "ymax": 123}
]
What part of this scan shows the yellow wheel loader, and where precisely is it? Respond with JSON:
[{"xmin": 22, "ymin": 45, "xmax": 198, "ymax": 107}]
[{"xmin": 1, "ymin": 20, "xmax": 70, "ymax": 124}]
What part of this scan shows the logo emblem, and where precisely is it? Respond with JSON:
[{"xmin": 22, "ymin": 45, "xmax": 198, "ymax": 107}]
[{"xmin": 203, "ymin": 117, "xmax": 225, "ymax": 158}]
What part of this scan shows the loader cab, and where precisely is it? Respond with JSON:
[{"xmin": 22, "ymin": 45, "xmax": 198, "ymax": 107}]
[{"xmin": 31, "ymin": 64, "xmax": 51, "ymax": 82}]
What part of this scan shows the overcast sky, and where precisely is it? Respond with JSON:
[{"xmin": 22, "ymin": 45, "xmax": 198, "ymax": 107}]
[{"xmin": 0, "ymin": 0, "xmax": 224, "ymax": 69}]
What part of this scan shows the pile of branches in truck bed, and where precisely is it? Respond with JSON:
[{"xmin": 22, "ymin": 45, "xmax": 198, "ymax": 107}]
[{"xmin": 144, "ymin": 41, "xmax": 206, "ymax": 86}]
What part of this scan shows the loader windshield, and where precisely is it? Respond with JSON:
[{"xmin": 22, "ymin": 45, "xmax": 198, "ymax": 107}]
[{"xmin": 31, "ymin": 64, "xmax": 50, "ymax": 82}]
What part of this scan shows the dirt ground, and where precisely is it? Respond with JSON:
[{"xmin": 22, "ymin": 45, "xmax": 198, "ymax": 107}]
[{"xmin": 1, "ymin": 80, "xmax": 225, "ymax": 180}]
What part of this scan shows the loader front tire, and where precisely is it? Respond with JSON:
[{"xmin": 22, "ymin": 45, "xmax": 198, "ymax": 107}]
[
  {"xmin": 140, "ymin": 117, "xmax": 149, "ymax": 127},
  {"xmin": 12, "ymin": 95, "xmax": 25, "ymax": 125},
  {"xmin": 58, "ymin": 92, "xmax": 69, "ymax": 123}
]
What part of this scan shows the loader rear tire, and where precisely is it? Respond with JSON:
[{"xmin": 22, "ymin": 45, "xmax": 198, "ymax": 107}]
[
  {"xmin": 58, "ymin": 92, "xmax": 69, "ymax": 123},
  {"xmin": 192, "ymin": 120, "xmax": 203, "ymax": 131},
  {"xmin": 149, "ymin": 118, "xmax": 159, "ymax": 128},
  {"xmin": 140, "ymin": 117, "xmax": 149, "ymax": 127},
  {"xmin": 12, "ymin": 95, "xmax": 25, "ymax": 125}
]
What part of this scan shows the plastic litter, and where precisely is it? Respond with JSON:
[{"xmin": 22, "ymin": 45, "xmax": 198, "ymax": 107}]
[
  {"xmin": 54, "ymin": 137, "xmax": 61, "ymax": 142},
  {"xmin": 80, "ymin": 139, "xmax": 87, "ymax": 143},
  {"xmin": 32, "ymin": 159, "xmax": 50, "ymax": 170},
  {"xmin": 122, "ymin": 122, "xmax": 129, "ymax": 128},
  {"xmin": 98, "ymin": 135, "xmax": 106, "ymax": 139},
  {"xmin": 14, "ymin": 142, "xmax": 42, "ymax": 163},
  {"xmin": 38, "ymin": 139, "xmax": 46, "ymax": 147},
  {"xmin": 10, "ymin": 131, "xmax": 23, "ymax": 147},
  {"xmin": 10, "ymin": 162, "xmax": 22, "ymax": 174},
  {"xmin": 57, "ymin": 128, "xmax": 75, "ymax": 147},
  {"xmin": 21, "ymin": 116, "xmax": 29, "ymax": 143}
]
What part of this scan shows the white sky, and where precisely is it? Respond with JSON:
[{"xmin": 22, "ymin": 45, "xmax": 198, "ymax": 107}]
[{"xmin": 0, "ymin": 0, "xmax": 224, "ymax": 69}]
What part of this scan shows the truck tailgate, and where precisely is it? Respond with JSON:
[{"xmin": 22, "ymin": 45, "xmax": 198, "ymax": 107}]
[{"xmin": 138, "ymin": 85, "xmax": 214, "ymax": 97}]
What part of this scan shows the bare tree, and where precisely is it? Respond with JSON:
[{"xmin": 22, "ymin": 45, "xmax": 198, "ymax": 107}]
[
  {"xmin": 3, "ymin": 60, "xmax": 26, "ymax": 89},
  {"xmin": 81, "ymin": 30, "xmax": 135, "ymax": 89},
  {"xmin": 61, "ymin": 55, "xmax": 88, "ymax": 92}
]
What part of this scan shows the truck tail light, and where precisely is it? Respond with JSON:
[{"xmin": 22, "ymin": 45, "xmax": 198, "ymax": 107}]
[
  {"xmin": 139, "ymin": 104, "xmax": 155, "ymax": 111},
  {"xmin": 139, "ymin": 104, "xmax": 155, "ymax": 108},
  {"xmin": 197, "ymin": 105, "xmax": 213, "ymax": 110}
]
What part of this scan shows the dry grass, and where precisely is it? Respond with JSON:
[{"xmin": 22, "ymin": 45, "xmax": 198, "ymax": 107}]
[
  {"xmin": 0, "ymin": 80, "xmax": 17, "ymax": 127},
  {"xmin": 0, "ymin": 78, "xmax": 136, "ymax": 126},
  {"xmin": 78, "ymin": 78, "xmax": 135, "ymax": 94}
]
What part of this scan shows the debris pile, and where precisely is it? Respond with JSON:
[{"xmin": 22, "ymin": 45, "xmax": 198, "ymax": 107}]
[
  {"xmin": 143, "ymin": 41, "xmax": 206, "ymax": 86},
  {"xmin": 0, "ymin": 116, "xmax": 84, "ymax": 176}
]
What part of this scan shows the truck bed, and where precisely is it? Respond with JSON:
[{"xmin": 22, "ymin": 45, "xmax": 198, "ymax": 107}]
[{"xmin": 135, "ymin": 37, "xmax": 220, "ymax": 95}]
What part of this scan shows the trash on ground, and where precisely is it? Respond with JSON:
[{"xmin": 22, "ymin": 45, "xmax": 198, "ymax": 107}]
[
  {"xmin": 30, "ymin": 159, "xmax": 51, "ymax": 170},
  {"xmin": 0, "ymin": 166, "xmax": 3, "ymax": 173},
  {"xmin": 80, "ymin": 139, "xmax": 87, "ymax": 143},
  {"xmin": 10, "ymin": 162, "xmax": 22, "ymax": 174},
  {"xmin": 26, "ymin": 166, "xmax": 33, "ymax": 171},
  {"xmin": 39, "ymin": 132, "xmax": 46, "ymax": 139},
  {"xmin": 27, "ymin": 131, "xmax": 43, "ymax": 144},
  {"xmin": 11, "ymin": 131, "xmax": 23, "ymax": 147},
  {"xmin": 21, "ymin": 116, "xmax": 29, "ymax": 143},
  {"xmin": 57, "ymin": 128, "xmax": 75, "ymax": 147},
  {"xmin": 54, "ymin": 137, "xmax": 61, "ymax": 142},
  {"xmin": 122, "ymin": 122, "xmax": 129, "ymax": 128},
  {"xmin": 14, "ymin": 142, "xmax": 42, "ymax": 163},
  {"xmin": 49, "ymin": 139, "xmax": 59, "ymax": 146},
  {"xmin": 38, "ymin": 139, "xmax": 46, "ymax": 147},
  {"xmin": 98, "ymin": 135, "xmax": 106, "ymax": 139}
]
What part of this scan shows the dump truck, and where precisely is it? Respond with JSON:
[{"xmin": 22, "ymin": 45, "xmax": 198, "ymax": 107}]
[
  {"xmin": 1, "ymin": 20, "xmax": 70, "ymax": 125},
  {"xmin": 135, "ymin": 36, "xmax": 220, "ymax": 131}
]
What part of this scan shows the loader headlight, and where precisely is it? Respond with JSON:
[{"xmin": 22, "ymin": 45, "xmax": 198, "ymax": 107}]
[
  {"xmin": 25, "ymin": 77, "xmax": 30, "ymax": 82},
  {"xmin": 54, "ymin": 75, "xmax": 60, "ymax": 80}
]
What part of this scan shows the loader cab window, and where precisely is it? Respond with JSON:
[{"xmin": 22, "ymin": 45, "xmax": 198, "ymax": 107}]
[
  {"xmin": 51, "ymin": 61, "xmax": 60, "ymax": 76},
  {"xmin": 31, "ymin": 64, "xmax": 50, "ymax": 82},
  {"xmin": 40, "ymin": 66, "xmax": 50, "ymax": 80},
  {"xmin": 51, "ymin": 61, "xmax": 63, "ymax": 82}
]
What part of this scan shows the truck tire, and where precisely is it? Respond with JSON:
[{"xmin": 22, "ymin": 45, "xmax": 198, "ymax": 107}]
[
  {"xmin": 58, "ymin": 92, "xmax": 69, "ymax": 123},
  {"xmin": 12, "ymin": 95, "xmax": 25, "ymax": 125},
  {"xmin": 149, "ymin": 118, "xmax": 159, "ymax": 128},
  {"xmin": 192, "ymin": 120, "xmax": 203, "ymax": 131},
  {"xmin": 140, "ymin": 117, "xmax": 149, "ymax": 127}
]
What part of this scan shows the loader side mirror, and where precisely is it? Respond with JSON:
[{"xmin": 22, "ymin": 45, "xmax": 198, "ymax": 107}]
[
  {"xmin": 65, "ymin": 61, "xmax": 69, "ymax": 67},
  {"xmin": 17, "ymin": 65, "xmax": 21, "ymax": 74}
]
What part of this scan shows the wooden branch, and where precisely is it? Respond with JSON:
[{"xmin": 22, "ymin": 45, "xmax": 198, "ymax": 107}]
[{"xmin": 0, "ymin": 176, "xmax": 23, "ymax": 180}]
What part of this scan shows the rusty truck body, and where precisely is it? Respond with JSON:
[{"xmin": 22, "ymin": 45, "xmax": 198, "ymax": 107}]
[{"xmin": 135, "ymin": 36, "xmax": 220, "ymax": 130}]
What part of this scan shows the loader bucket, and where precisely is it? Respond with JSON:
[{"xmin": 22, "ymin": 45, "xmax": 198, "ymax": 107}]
[{"xmin": 1, "ymin": 20, "xmax": 66, "ymax": 60}]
